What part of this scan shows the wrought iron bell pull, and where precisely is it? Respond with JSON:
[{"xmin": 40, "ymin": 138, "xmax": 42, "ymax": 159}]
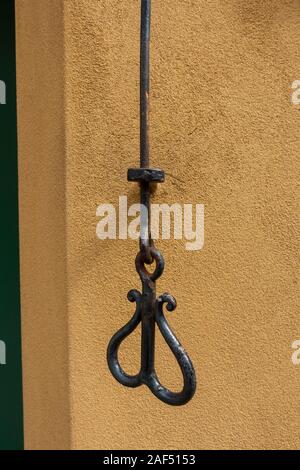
[{"xmin": 107, "ymin": 0, "xmax": 196, "ymax": 406}]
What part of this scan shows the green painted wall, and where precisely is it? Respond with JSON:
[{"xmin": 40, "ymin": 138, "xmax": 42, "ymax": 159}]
[{"xmin": 0, "ymin": 0, "xmax": 23, "ymax": 450}]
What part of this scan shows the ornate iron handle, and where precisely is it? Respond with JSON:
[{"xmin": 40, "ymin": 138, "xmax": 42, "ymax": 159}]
[
  {"xmin": 107, "ymin": 0, "xmax": 196, "ymax": 406},
  {"xmin": 107, "ymin": 247, "xmax": 196, "ymax": 406}
]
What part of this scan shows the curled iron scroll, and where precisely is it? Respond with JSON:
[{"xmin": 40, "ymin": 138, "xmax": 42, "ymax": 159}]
[{"xmin": 107, "ymin": 248, "xmax": 196, "ymax": 406}]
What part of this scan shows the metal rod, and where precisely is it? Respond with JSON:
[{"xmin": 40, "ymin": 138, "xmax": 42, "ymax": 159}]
[
  {"xmin": 140, "ymin": 0, "xmax": 152, "ymax": 262},
  {"xmin": 107, "ymin": 0, "xmax": 196, "ymax": 406},
  {"xmin": 140, "ymin": 0, "xmax": 151, "ymax": 168}
]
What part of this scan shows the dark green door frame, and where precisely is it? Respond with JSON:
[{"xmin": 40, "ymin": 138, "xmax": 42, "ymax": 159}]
[{"xmin": 0, "ymin": 0, "xmax": 24, "ymax": 450}]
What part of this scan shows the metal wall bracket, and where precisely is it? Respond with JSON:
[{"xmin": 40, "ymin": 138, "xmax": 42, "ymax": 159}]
[{"xmin": 107, "ymin": 0, "xmax": 196, "ymax": 406}]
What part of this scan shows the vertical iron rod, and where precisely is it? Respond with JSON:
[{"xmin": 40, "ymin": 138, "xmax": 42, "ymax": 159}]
[
  {"xmin": 107, "ymin": 0, "xmax": 196, "ymax": 406},
  {"xmin": 140, "ymin": 0, "xmax": 151, "ymax": 168},
  {"xmin": 140, "ymin": 0, "xmax": 152, "ymax": 262}
]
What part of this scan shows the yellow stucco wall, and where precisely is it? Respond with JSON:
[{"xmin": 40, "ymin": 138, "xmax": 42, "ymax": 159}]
[
  {"xmin": 16, "ymin": 0, "xmax": 300, "ymax": 450},
  {"xmin": 15, "ymin": 0, "xmax": 71, "ymax": 450}
]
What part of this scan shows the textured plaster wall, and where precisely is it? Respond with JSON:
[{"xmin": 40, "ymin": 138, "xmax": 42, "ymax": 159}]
[
  {"xmin": 15, "ymin": 0, "xmax": 70, "ymax": 450},
  {"xmin": 16, "ymin": 0, "xmax": 300, "ymax": 450}
]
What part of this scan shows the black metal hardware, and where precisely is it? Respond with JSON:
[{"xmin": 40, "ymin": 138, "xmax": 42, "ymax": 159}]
[
  {"xmin": 127, "ymin": 168, "xmax": 165, "ymax": 183},
  {"xmin": 107, "ymin": 0, "xmax": 196, "ymax": 406}
]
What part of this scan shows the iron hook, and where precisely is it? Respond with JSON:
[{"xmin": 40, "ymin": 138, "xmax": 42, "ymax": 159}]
[
  {"xmin": 107, "ymin": 248, "xmax": 196, "ymax": 406},
  {"xmin": 106, "ymin": 0, "xmax": 197, "ymax": 406}
]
